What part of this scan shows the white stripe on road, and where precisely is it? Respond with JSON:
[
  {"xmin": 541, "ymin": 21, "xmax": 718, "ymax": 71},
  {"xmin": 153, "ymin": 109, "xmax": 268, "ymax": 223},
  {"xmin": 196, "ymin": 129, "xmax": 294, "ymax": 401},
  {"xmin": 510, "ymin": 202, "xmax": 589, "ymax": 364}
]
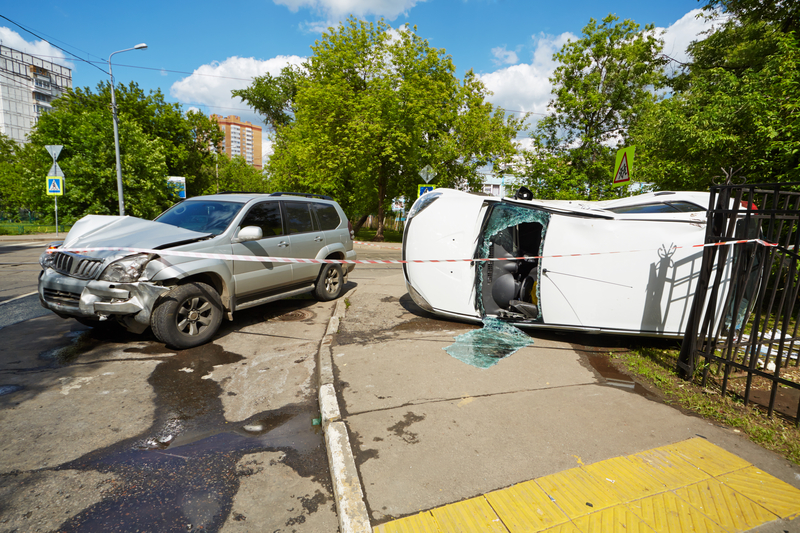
[{"xmin": 0, "ymin": 291, "xmax": 38, "ymax": 306}]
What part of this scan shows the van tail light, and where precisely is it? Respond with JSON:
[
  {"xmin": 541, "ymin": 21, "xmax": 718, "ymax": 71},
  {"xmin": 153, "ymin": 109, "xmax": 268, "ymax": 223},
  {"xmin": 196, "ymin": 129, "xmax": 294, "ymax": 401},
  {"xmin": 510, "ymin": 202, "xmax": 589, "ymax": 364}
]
[{"xmin": 348, "ymin": 219, "xmax": 354, "ymax": 240}]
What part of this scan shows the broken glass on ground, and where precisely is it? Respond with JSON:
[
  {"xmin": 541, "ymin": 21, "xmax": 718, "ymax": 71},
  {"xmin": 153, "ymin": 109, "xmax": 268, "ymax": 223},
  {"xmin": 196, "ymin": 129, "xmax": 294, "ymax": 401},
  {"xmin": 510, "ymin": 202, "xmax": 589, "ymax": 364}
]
[{"xmin": 444, "ymin": 317, "xmax": 533, "ymax": 369}]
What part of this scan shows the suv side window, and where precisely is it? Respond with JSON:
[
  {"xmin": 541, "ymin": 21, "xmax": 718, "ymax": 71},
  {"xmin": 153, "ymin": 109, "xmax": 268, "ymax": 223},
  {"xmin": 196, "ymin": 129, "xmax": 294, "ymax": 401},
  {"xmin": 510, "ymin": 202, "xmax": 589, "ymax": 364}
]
[
  {"xmin": 241, "ymin": 201, "xmax": 284, "ymax": 237},
  {"xmin": 313, "ymin": 204, "xmax": 341, "ymax": 230},
  {"xmin": 284, "ymin": 201, "xmax": 316, "ymax": 234}
]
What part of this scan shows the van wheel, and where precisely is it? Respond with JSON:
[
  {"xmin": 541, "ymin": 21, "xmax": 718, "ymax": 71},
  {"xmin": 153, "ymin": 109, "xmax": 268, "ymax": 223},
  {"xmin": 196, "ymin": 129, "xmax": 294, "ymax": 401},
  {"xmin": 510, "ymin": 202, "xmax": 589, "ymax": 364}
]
[
  {"xmin": 315, "ymin": 264, "xmax": 343, "ymax": 301},
  {"xmin": 151, "ymin": 282, "xmax": 222, "ymax": 349}
]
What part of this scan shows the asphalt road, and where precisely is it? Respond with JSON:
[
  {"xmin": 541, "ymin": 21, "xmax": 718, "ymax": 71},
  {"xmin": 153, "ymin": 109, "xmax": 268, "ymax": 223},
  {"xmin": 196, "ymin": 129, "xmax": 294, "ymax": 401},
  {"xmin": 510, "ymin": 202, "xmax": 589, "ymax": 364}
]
[
  {"xmin": 0, "ymin": 239, "xmax": 394, "ymax": 532},
  {"xmin": 0, "ymin": 240, "xmax": 51, "ymax": 328}
]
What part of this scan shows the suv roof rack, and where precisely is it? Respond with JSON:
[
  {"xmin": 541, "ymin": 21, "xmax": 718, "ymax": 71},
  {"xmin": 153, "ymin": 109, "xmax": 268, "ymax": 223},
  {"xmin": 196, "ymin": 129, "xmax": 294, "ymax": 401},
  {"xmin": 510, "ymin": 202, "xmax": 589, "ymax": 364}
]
[
  {"xmin": 216, "ymin": 191, "xmax": 268, "ymax": 195},
  {"xmin": 270, "ymin": 192, "xmax": 333, "ymax": 200}
]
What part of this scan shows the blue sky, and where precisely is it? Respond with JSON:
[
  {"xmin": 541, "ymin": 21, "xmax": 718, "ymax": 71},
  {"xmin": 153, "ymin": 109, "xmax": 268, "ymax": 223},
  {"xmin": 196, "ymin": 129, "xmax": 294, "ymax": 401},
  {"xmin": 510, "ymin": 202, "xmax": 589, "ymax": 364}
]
[{"xmin": 1, "ymin": 0, "xmax": 718, "ymax": 156}]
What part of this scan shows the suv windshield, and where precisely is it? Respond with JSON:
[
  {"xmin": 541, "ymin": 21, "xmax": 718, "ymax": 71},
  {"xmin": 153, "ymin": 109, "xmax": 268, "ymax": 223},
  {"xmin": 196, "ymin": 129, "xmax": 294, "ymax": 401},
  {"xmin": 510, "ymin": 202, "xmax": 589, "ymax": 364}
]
[{"xmin": 155, "ymin": 201, "xmax": 244, "ymax": 234}]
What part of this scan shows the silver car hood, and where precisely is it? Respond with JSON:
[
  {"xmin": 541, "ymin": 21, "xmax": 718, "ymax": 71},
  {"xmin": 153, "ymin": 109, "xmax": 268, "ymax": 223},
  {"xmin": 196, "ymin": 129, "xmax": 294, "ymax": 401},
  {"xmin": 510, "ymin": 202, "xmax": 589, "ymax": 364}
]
[{"xmin": 62, "ymin": 215, "xmax": 211, "ymax": 251}]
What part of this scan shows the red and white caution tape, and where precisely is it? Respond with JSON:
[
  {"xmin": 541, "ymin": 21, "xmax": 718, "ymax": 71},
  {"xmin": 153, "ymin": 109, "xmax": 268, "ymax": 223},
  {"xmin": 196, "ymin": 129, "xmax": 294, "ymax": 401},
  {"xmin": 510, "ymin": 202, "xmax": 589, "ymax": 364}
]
[{"xmin": 49, "ymin": 238, "xmax": 776, "ymax": 265}]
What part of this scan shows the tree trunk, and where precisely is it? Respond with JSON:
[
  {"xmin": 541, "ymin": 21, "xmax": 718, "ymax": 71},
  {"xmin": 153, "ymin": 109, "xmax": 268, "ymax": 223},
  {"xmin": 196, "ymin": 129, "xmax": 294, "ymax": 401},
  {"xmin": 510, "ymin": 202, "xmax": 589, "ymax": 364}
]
[
  {"xmin": 352, "ymin": 213, "xmax": 370, "ymax": 235},
  {"xmin": 374, "ymin": 169, "xmax": 387, "ymax": 241}
]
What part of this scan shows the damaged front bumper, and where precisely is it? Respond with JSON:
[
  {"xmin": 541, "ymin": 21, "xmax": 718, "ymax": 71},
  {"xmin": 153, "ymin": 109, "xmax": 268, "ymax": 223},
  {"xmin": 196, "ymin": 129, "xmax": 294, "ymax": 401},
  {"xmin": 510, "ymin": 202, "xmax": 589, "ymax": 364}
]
[{"xmin": 38, "ymin": 269, "xmax": 169, "ymax": 333}]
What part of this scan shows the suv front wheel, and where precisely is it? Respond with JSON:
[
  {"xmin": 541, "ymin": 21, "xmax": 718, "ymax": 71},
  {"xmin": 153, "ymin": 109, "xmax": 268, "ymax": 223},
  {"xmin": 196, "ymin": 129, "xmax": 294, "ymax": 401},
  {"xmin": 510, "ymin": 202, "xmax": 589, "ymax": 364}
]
[{"xmin": 151, "ymin": 282, "xmax": 223, "ymax": 349}]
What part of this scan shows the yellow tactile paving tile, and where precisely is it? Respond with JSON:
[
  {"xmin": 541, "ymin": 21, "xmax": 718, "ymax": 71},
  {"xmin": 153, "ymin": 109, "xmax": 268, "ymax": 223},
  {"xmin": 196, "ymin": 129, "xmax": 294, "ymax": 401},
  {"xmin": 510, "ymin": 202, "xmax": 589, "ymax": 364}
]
[
  {"xmin": 718, "ymin": 466, "xmax": 800, "ymax": 519},
  {"xmin": 582, "ymin": 455, "xmax": 666, "ymax": 501},
  {"xmin": 626, "ymin": 446, "xmax": 711, "ymax": 490},
  {"xmin": 373, "ymin": 511, "xmax": 440, "ymax": 533},
  {"xmin": 539, "ymin": 523, "xmax": 582, "ymax": 533},
  {"xmin": 675, "ymin": 477, "xmax": 779, "ymax": 531},
  {"xmin": 375, "ymin": 439, "xmax": 800, "ymax": 533},
  {"xmin": 660, "ymin": 438, "xmax": 752, "ymax": 477},
  {"xmin": 485, "ymin": 480, "xmax": 570, "ymax": 532},
  {"xmin": 535, "ymin": 466, "xmax": 622, "ymax": 518},
  {"xmin": 430, "ymin": 496, "xmax": 509, "ymax": 533},
  {"xmin": 627, "ymin": 491, "xmax": 728, "ymax": 533},
  {"xmin": 572, "ymin": 504, "xmax": 655, "ymax": 533}
]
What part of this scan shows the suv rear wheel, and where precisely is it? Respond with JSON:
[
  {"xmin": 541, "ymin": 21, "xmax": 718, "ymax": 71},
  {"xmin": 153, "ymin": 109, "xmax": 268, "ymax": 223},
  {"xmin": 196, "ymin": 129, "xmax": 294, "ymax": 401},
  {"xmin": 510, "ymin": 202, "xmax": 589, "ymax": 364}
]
[
  {"xmin": 151, "ymin": 282, "xmax": 223, "ymax": 349},
  {"xmin": 314, "ymin": 264, "xmax": 343, "ymax": 301}
]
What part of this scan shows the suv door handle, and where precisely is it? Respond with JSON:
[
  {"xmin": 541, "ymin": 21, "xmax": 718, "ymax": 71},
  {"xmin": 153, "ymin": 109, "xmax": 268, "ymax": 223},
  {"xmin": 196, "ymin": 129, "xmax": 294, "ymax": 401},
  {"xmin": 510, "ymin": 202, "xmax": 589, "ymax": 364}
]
[
  {"xmin": 314, "ymin": 236, "xmax": 324, "ymax": 242},
  {"xmin": 278, "ymin": 241, "xmax": 289, "ymax": 248}
]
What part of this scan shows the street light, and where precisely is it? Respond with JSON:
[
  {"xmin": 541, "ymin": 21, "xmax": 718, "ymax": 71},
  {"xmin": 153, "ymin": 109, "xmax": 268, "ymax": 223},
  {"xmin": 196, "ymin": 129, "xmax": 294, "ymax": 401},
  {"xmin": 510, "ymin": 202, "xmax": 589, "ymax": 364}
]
[{"xmin": 108, "ymin": 43, "xmax": 147, "ymax": 216}]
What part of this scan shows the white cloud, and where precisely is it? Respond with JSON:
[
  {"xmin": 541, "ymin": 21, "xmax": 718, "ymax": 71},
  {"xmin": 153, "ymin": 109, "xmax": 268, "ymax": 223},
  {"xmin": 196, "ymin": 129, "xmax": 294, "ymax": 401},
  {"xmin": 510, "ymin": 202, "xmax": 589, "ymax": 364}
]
[
  {"xmin": 170, "ymin": 55, "xmax": 304, "ymax": 125},
  {"xmin": 273, "ymin": 0, "xmax": 424, "ymax": 21},
  {"xmin": 262, "ymin": 138, "xmax": 274, "ymax": 166},
  {"xmin": 479, "ymin": 32, "xmax": 575, "ymax": 122},
  {"xmin": 0, "ymin": 27, "xmax": 73, "ymax": 69},
  {"xmin": 658, "ymin": 8, "xmax": 728, "ymax": 70},
  {"xmin": 491, "ymin": 46, "xmax": 518, "ymax": 66},
  {"xmin": 479, "ymin": 9, "xmax": 726, "ymax": 129}
]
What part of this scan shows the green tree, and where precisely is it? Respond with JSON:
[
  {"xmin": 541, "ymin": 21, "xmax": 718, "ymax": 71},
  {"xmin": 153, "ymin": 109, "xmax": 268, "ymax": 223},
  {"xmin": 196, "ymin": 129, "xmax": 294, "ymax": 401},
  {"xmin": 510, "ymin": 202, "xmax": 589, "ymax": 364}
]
[
  {"xmin": 0, "ymin": 134, "xmax": 21, "ymax": 214},
  {"xmin": 235, "ymin": 18, "xmax": 523, "ymax": 239},
  {"xmin": 214, "ymin": 154, "xmax": 268, "ymax": 193},
  {"xmin": 19, "ymin": 83, "xmax": 223, "ymax": 220},
  {"xmin": 520, "ymin": 14, "xmax": 665, "ymax": 200},
  {"xmin": 28, "ymin": 108, "xmax": 169, "ymax": 220},
  {"xmin": 631, "ymin": 0, "xmax": 799, "ymax": 190}
]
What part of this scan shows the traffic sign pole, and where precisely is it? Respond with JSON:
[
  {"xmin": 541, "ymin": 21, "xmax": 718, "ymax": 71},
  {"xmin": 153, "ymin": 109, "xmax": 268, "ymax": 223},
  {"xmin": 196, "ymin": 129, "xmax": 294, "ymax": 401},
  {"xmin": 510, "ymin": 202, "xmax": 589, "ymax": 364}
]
[{"xmin": 45, "ymin": 146, "xmax": 64, "ymax": 236}]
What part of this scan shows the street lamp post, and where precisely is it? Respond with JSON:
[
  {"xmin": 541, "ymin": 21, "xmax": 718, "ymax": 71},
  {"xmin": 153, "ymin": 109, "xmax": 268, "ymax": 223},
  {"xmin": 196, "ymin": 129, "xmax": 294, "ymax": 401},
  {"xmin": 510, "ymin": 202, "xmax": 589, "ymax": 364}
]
[{"xmin": 108, "ymin": 43, "xmax": 147, "ymax": 216}]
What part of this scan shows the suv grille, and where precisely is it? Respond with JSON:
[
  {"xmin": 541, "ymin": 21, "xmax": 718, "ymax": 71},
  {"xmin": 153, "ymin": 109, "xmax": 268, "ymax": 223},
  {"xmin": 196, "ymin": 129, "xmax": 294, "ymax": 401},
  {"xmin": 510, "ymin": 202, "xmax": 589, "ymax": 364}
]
[
  {"xmin": 43, "ymin": 288, "xmax": 81, "ymax": 304},
  {"xmin": 50, "ymin": 251, "xmax": 105, "ymax": 280}
]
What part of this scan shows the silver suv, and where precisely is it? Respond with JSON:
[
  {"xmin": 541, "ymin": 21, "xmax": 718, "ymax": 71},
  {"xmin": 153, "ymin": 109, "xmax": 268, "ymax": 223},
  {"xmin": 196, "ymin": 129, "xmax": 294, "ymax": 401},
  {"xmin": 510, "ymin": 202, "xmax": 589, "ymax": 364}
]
[{"xmin": 39, "ymin": 192, "xmax": 356, "ymax": 348}]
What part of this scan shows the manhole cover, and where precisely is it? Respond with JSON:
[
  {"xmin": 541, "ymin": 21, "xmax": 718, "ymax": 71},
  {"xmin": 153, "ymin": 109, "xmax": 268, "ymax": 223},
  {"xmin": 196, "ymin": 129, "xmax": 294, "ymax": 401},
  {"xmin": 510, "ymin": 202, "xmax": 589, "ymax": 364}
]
[{"xmin": 277, "ymin": 309, "xmax": 315, "ymax": 321}]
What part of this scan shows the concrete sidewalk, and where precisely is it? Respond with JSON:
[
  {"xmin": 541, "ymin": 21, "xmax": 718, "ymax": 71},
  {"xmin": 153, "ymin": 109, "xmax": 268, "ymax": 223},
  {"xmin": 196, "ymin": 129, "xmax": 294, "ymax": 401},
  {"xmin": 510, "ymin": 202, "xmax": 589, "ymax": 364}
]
[
  {"xmin": 328, "ymin": 267, "xmax": 800, "ymax": 532},
  {"xmin": 0, "ymin": 232, "xmax": 61, "ymax": 243}
]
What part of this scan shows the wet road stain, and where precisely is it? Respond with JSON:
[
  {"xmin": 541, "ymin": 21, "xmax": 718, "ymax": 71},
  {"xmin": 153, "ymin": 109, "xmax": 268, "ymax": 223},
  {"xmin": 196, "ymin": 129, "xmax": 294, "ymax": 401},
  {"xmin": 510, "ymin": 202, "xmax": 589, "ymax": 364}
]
[
  {"xmin": 53, "ymin": 342, "xmax": 330, "ymax": 532},
  {"xmin": 390, "ymin": 317, "xmax": 475, "ymax": 333},
  {"xmin": 0, "ymin": 384, "xmax": 24, "ymax": 396},
  {"xmin": 387, "ymin": 412, "xmax": 425, "ymax": 444},
  {"xmin": 585, "ymin": 353, "xmax": 653, "ymax": 398}
]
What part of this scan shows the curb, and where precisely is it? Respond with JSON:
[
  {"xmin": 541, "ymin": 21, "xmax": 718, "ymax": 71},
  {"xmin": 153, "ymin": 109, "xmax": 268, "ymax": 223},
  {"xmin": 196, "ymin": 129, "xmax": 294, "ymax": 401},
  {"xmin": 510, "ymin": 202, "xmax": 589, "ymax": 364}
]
[{"xmin": 318, "ymin": 292, "xmax": 371, "ymax": 533}]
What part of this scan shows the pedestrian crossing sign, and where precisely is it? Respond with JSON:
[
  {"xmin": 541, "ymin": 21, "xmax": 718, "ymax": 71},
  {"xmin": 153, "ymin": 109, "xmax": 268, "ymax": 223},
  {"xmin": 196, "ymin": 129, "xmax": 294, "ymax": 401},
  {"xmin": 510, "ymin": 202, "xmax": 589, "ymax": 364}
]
[{"xmin": 47, "ymin": 177, "xmax": 63, "ymax": 196}]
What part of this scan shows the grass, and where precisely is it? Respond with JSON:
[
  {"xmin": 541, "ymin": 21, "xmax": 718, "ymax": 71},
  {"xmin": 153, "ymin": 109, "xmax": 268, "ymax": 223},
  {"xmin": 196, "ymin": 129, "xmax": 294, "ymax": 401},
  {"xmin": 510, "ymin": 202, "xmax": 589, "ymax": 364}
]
[
  {"xmin": 354, "ymin": 228, "xmax": 403, "ymax": 243},
  {"xmin": 610, "ymin": 345, "xmax": 800, "ymax": 465},
  {"xmin": 0, "ymin": 223, "xmax": 70, "ymax": 235}
]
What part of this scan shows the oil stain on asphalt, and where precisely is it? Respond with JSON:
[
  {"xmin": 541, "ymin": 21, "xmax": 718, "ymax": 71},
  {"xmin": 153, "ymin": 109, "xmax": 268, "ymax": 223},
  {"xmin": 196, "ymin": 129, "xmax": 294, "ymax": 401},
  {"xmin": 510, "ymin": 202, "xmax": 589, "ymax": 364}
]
[{"xmin": 54, "ymin": 342, "xmax": 330, "ymax": 532}]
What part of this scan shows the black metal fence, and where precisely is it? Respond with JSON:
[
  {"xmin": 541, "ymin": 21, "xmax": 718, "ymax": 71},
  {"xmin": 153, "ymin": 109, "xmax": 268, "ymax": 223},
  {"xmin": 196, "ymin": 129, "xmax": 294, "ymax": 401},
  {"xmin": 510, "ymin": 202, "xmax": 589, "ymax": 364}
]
[{"xmin": 678, "ymin": 182, "xmax": 800, "ymax": 424}]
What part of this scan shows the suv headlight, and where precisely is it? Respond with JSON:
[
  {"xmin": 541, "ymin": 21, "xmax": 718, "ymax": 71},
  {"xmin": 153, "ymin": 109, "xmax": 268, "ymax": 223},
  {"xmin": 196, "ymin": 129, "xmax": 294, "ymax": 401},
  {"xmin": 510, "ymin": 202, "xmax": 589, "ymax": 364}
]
[
  {"xmin": 100, "ymin": 254, "xmax": 153, "ymax": 283},
  {"xmin": 39, "ymin": 242, "xmax": 62, "ymax": 269}
]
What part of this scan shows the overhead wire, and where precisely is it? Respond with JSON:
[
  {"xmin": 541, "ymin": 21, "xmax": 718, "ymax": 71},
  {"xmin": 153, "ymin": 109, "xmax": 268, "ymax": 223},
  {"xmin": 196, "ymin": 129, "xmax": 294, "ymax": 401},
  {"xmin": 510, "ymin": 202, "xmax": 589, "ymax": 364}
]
[
  {"xmin": 1, "ymin": 16, "xmax": 548, "ymax": 122},
  {"xmin": 0, "ymin": 14, "xmax": 108, "ymax": 75}
]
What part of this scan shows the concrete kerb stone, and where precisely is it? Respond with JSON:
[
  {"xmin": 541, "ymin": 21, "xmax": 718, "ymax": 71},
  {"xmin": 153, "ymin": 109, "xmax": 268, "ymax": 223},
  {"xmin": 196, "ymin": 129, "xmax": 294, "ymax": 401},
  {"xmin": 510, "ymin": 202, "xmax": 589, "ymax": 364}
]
[{"xmin": 317, "ymin": 292, "xmax": 371, "ymax": 533}]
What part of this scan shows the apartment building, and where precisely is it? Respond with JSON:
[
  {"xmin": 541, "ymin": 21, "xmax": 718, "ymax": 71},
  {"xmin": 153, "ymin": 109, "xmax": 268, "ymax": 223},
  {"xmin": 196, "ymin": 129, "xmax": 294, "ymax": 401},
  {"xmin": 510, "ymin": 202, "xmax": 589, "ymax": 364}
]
[
  {"xmin": 211, "ymin": 114, "xmax": 263, "ymax": 169},
  {"xmin": 0, "ymin": 45, "xmax": 72, "ymax": 144}
]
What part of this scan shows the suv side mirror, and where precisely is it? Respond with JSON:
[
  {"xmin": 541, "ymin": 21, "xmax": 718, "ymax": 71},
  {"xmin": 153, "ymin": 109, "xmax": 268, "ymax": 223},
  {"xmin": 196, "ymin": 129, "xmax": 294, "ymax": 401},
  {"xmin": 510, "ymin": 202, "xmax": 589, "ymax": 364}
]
[{"xmin": 233, "ymin": 226, "xmax": 263, "ymax": 243}]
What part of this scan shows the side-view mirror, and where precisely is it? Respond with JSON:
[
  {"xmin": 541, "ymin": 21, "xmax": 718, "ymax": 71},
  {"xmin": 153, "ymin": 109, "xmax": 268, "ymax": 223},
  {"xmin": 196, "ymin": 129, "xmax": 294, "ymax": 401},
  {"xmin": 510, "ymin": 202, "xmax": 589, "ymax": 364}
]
[{"xmin": 233, "ymin": 226, "xmax": 263, "ymax": 243}]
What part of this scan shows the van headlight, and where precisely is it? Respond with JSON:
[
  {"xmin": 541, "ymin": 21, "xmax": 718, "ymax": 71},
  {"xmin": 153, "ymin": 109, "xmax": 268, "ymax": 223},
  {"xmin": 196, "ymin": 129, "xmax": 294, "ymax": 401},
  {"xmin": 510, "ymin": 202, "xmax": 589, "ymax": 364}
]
[
  {"xmin": 100, "ymin": 254, "xmax": 153, "ymax": 283},
  {"xmin": 408, "ymin": 190, "xmax": 442, "ymax": 220}
]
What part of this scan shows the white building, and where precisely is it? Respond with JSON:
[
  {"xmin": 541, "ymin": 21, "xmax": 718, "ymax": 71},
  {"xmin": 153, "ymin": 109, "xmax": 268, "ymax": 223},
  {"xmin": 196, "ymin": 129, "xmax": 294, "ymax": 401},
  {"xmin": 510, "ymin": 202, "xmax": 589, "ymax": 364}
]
[
  {"xmin": 0, "ymin": 45, "xmax": 72, "ymax": 144},
  {"xmin": 481, "ymin": 173, "xmax": 511, "ymax": 198}
]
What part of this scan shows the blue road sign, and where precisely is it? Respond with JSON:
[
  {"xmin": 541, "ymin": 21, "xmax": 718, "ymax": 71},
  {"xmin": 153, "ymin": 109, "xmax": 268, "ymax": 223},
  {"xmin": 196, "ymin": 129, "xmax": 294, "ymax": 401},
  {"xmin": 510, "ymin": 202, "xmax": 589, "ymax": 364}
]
[{"xmin": 47, "ymin": 177, "xmax": 63, "ymax": 196}]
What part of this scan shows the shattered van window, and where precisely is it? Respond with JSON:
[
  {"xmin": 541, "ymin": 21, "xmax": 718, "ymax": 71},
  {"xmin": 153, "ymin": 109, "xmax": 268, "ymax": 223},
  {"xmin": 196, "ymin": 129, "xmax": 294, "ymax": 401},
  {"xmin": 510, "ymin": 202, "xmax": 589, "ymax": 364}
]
[
  {"xmin": 475, "ymin": 203, "xmax": 550, "ymax": 318},
  {"xmin": 444, "ymin": 317, "xmax": 534, "ymax": 368}
]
